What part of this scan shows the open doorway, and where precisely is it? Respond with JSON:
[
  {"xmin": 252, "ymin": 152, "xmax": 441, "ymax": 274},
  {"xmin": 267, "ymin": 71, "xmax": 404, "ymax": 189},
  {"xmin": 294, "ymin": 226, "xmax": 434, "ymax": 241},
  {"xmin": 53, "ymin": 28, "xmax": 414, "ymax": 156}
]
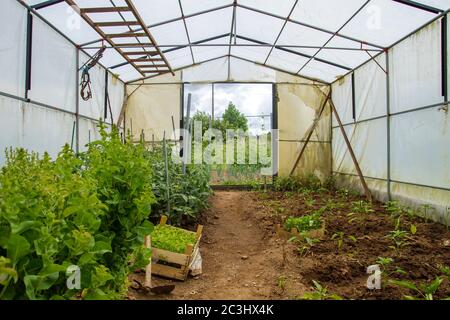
[{"xmin": 183, "ymin": 83, "xmax": 275, "ymax": 186}]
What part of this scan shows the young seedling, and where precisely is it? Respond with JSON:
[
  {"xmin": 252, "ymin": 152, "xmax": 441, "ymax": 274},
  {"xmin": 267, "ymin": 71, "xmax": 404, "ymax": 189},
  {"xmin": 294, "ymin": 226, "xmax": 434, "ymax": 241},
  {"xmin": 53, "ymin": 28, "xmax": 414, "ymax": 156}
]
[
  {"xmin": 289, "ymin": 235, "xmax": 321, "ymax": 257},
  {"xmin": 331, "ymin": 232, "xmax": 357, "ymax": 252},
  {"xmin": 347, "ymin": 200, "xmax": 374, "ymax": 224},
  {"xmin": 389, "ymin": 277, "xmax": 444, "ymax": 300},
  {"xmin": 299, "ymin": 280, "xmax": 343, "ymax": 300},
  {"xmin": 376, "ymin": 257, "xmax": 407, "ymax": 281},
  {"xmin": 277, "ymin": 275, "xmax": 286, "ymax": 293}
]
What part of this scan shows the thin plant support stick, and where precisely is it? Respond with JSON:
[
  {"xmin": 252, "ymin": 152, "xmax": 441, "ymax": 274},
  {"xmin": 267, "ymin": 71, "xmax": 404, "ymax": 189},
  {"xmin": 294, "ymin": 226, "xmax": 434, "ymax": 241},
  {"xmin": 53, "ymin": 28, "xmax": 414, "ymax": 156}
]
[
  {"xmin": 183, "ymin": 93, "xmax": 192, "ymax": 175},
  {"xmin": 289, "ymin": 92, "xmax": 331, "ymax": 176},
  {"xmin": 163, "ymin": 131, "xmax": 171, "ymax": 215},
  {"xmin": 70, "ymin": 121, "xmax": 76, "ymax": 151},
  {"xmin": 329, "ymin": 99, "xmax": 373, "ymax": 202},
  {"xmin": 144, "ymin": 235, "xmax": 152, "ymax": 288},
  {"xmin": 171, "ymin": 115, "xmax": 177, "ymax": 141}
]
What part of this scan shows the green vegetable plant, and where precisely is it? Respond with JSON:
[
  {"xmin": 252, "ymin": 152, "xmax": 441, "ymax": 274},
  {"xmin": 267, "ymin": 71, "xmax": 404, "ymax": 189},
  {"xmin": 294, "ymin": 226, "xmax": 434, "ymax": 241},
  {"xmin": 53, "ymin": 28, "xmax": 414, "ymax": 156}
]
[
  {"xmin": 375, "ymin": 257, "xmax": 406, "ymax": 282},
  {"xmin": 284, "ymin": 214, "xmax": 322, "ymax": 233},
  {"xmin": 146, "ymin": 144, "xmax": 211, "ymax": 225},
  {"xmin": 331, "ymin": 232, "xmax": 357, "ymax": 252},
  {"xmin": 299, "ymin": 280, "xmax": 343, "ymax": 300},
  {"xmin": 277, "ymin": 275, "xmax": 286, "ymax": 292},
  {"xmin": 347, "ymin": 200, "xmax": 374, "ymax": 224},
  {"xmin": 151, "ymin": 225, "xmax": 197, "ymax": 254},
  {"xmin": 385, "ymin": 217, "xmax": 413, "ymax": 255},
  {"xmin": 289, "ymin": 236, "xmax": 320, "ymax": 257},
  {"xmin": 389, "ymin": 277, "xmax": 444, "ymax": 300},
  {"xmin": 0, "ymin": 124, "xmax": 155, "ymax": 300}
]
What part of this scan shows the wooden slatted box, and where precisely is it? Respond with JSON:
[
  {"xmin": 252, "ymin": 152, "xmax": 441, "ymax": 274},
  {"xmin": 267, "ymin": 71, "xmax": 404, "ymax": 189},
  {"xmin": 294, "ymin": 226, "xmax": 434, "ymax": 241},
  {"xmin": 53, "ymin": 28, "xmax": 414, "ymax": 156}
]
[{"xmin": 150, "ymin": 216, "xmax": 203, "ymax": 281}]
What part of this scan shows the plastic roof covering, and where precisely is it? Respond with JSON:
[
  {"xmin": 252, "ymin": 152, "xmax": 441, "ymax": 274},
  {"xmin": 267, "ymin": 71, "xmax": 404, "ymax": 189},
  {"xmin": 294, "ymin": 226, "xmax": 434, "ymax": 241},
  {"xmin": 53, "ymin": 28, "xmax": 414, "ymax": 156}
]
[{"xmin": 25, "ymin": 0, "xmax": 450, "ymax": 83}]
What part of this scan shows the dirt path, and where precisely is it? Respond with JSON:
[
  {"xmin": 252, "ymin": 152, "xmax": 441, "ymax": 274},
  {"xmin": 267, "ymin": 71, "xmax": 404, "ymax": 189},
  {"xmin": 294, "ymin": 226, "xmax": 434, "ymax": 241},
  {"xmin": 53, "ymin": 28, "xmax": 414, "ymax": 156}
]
[{"xmin": 130, "ymin": 191, "xmax": 306, "ymax": 300}]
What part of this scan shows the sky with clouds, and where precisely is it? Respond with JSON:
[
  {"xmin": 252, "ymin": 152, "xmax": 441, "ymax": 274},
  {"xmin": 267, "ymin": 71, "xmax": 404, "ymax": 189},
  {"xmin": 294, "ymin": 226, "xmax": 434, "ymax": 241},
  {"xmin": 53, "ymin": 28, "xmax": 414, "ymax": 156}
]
[{"xmin": 184, "ymin": 83, "xmax": 273, "ymax": 135}]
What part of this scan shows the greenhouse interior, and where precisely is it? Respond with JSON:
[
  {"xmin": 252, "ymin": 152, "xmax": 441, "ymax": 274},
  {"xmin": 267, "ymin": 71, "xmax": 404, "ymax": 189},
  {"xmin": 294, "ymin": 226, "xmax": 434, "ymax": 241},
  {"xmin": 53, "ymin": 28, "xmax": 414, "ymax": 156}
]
[{"xmin": 0, "ymin": 0, "xmax": 449, "ymax": 301}]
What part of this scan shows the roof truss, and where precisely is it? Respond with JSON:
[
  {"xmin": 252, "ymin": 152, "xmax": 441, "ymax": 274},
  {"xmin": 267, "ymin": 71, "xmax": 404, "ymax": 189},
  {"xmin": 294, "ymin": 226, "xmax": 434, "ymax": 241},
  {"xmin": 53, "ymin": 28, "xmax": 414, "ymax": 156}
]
[{"xmin": 29, "ymin": 0, "xmax": 448, "ymax": 83}]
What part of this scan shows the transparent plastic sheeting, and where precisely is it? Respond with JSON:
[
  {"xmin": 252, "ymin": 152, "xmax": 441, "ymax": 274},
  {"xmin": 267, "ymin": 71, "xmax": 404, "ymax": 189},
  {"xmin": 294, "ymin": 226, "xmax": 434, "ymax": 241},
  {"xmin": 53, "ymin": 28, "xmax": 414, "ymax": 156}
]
[
  {"xmin": 389, "ymin": 20, "xmax": 444, "ymax": 113},
  {"xmin": 125, "ymin": 72, "xmax": 182, "ymax": 142},
  {"xmin": 0, "ymin": 0, "xmax": 125, "ymax": 165},
  {"xmin": 28, "ymin": 16, "xmax": 77, "ymax": 113},
  {"xmin": 332, "ymin": 53, "xmax": 387, "ymax": 126},
  {"xmin": 0, "ymin": 96, "xmax": 75, "ymax": 165},
  {"xmin": 277, "ymin": 82, "xmax": 331, "ymax": 178},
  {"xmin": 27, "ymin": 0, "xmax": 450, "ymax": 83},
  {"xmin": 0, "ymin": 0, "xmax": 27, "ymax": 97},
  {"xmin": 332, "ymin": 118, "xmax": 388, "ymax": 181},
  {"xmin": 331, "ymin": 17, "xmax": 449, "ymax": 219}
]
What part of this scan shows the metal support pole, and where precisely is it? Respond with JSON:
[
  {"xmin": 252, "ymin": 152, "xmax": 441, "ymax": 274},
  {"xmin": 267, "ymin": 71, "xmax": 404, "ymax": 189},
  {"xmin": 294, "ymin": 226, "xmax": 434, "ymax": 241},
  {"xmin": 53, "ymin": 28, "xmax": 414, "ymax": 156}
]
[
  {"xmin": 442, "ymin": 15, "xmax": 448, "ymax": 100},
  {"xmin": 386, "ymin": 51, "xmax": 392, "ymax": 201},
  {"xmin": 75, "ymin": 48, "xmax": 80, "ymax": 154},
  {"xmin": 329, "ymin": 99, "xmax": 372, "ymax": 202},
  {"xmin": 25, "ymin": 11, "xmax": 33, "ymax": 99},
  {"xmin": 212, "ymin": 83, "xmax": 215, "ymax": 121},
  {"xmin": 104, "ymin": 71, "xmax": 109, "ymax": 120},
  {"xmin": 272, "ymin": 84, "xmax": 279, "ymax": 182},
  {"xmin": 289, "ymin": 92, "xmax": 331, "ymax": 176}
]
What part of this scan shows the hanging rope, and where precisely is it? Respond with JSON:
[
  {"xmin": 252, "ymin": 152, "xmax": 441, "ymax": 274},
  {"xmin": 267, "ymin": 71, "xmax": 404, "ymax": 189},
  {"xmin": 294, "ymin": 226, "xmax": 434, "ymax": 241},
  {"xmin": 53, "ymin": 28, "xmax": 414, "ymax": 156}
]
[{"xmin": 80, "ymin": 45, "xmax": 106, "ymax": 101}]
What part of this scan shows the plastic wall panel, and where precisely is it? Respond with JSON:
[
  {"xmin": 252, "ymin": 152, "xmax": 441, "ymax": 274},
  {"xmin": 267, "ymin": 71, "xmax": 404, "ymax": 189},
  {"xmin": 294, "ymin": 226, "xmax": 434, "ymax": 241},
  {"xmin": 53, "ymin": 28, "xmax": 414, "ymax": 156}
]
[
  {"xmin": 331, "ymin": 74, "xmax": 353, "ymax": 126},
  {"xmin": 354, "ymin": 54, "xmax": 387, "ymax": 121},
  {"xmin": 332, "ymin": 117, "xmax": 387, "ymax": 180},
  {"xmin": 125, "ymin": 84, "xmax": 181, "ymax": 142},
  {"xmin": 389, "ymin": 20, "xmax": 443, "ymax": 113},
  {"xmin": 0, "ymin": 96, "xmax": 22, "ymax": 165},
  {"xmin": 28, "ymin": 17, "xmax": 76, "ymax": 112},
  {"xmin": 0, "ymin": 96, "xmax": 75, "ymax": 165},
  {"xmin": 107, "ymin": 74, "xmax": 125, "ymax": 124},
  {"xmin": 390, "ymin": 107, "xmax": 449, "ymax": 190},
  {"xmin": 0, "ymin": 0, "xmax": 27, "ymax": 97},
  {"xmin": 277, "ymin": 82, "xmax": 331, "ymax": 178}
]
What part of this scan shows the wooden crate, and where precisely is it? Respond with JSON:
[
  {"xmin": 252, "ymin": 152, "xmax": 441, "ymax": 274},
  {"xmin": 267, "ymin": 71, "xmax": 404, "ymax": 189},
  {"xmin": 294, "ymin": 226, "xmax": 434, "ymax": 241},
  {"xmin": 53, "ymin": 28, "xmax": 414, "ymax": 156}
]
[
  {"xmin": 275, "ymin": 221, "xmax": 326, "ymax": 241},
  {"xmin": 149, "ymin": 216, "xmax": 203, "ymax": 281}
]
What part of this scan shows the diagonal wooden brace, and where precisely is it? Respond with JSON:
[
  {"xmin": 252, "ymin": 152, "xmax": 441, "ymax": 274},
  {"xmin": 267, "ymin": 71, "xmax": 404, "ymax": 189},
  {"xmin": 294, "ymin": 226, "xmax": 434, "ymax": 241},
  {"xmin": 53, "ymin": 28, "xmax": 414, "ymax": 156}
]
[
  {"xmin": 329, "ymin": 99, "xmax": 372, "ymax": 202},
  {"xmin": 289, "ymin": 92, "xmax": 331, "ymax": 176}
]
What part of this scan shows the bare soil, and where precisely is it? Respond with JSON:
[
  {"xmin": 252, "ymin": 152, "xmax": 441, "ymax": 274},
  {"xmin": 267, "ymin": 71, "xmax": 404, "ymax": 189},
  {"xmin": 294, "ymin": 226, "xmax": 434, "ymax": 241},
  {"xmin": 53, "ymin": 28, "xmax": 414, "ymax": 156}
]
[{"xmin": 129, "ymin": 190, "xmax": 450, "ymax": 300}]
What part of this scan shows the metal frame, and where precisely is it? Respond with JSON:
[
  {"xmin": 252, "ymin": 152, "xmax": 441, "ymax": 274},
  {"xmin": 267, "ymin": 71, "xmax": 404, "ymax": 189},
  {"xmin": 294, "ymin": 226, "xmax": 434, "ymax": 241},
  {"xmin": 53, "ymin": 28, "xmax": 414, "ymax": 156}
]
[
  {"xmin": 28, "ymin": 0, "xmax": 447, "ymax": 84},
  {"xmin": 7, "ymin": 0, "xmax": 450, "ymax": 197}
]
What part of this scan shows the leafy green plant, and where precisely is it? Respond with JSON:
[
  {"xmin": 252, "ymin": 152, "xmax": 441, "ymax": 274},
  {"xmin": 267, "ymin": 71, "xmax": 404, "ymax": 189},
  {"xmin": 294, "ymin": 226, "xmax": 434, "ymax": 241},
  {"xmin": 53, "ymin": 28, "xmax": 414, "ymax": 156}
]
[
  {"xmin": 299, "ymin": 280, "xmax": 343, "ymax": 300},
  {"xmin": 151, "ymin": 225, "xmax": 197, "ymax": 254},
  {"xmin": 277, "ymin": 275, "xmax": 286, "ymax": 292},
  {"xmin": 385, "ymin": 217, "xmax": 412, "ymax": 254},
  {"xmin": 0, "ymin": 147, "xmax": 113, "ymax": 299},
  {"xmin": 289, "ymin": 236, "xmax": 320, "ymax": 257},
  {"xmin": 0, "ymin": 124, "xmax": 156, "ymax": 300},
  {"xmin": 331, "ymin": 232, "xmax": 357, "ymax": 252},
  {"xmin": 376, "ymin": 257, "xmax": 406, "ymax": 279},
  {"xmin": 82, "ymin": 125, "xmax": 155, "ymax": 297},
  {"xmin": 284, "ymin": 214, "xmax": 322, "ymax": 233},
  {"xmin": 146, "ymin": 144, "xmax": 211, "ymax": 225},
  {"xmin": 389, "ymin": 277, "xmax": 444, "ymax": 300}
]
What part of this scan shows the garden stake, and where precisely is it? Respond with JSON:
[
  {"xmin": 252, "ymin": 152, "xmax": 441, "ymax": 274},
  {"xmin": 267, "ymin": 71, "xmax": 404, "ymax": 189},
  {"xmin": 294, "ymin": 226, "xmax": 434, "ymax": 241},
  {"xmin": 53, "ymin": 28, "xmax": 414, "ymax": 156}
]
[
  {"xmin": 163, "ymin": 131, "xmax": 171, "ymax": 216},
  {"xmin": 140, "ymin": 235, "xmax": 175, "ymax": 295}
]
